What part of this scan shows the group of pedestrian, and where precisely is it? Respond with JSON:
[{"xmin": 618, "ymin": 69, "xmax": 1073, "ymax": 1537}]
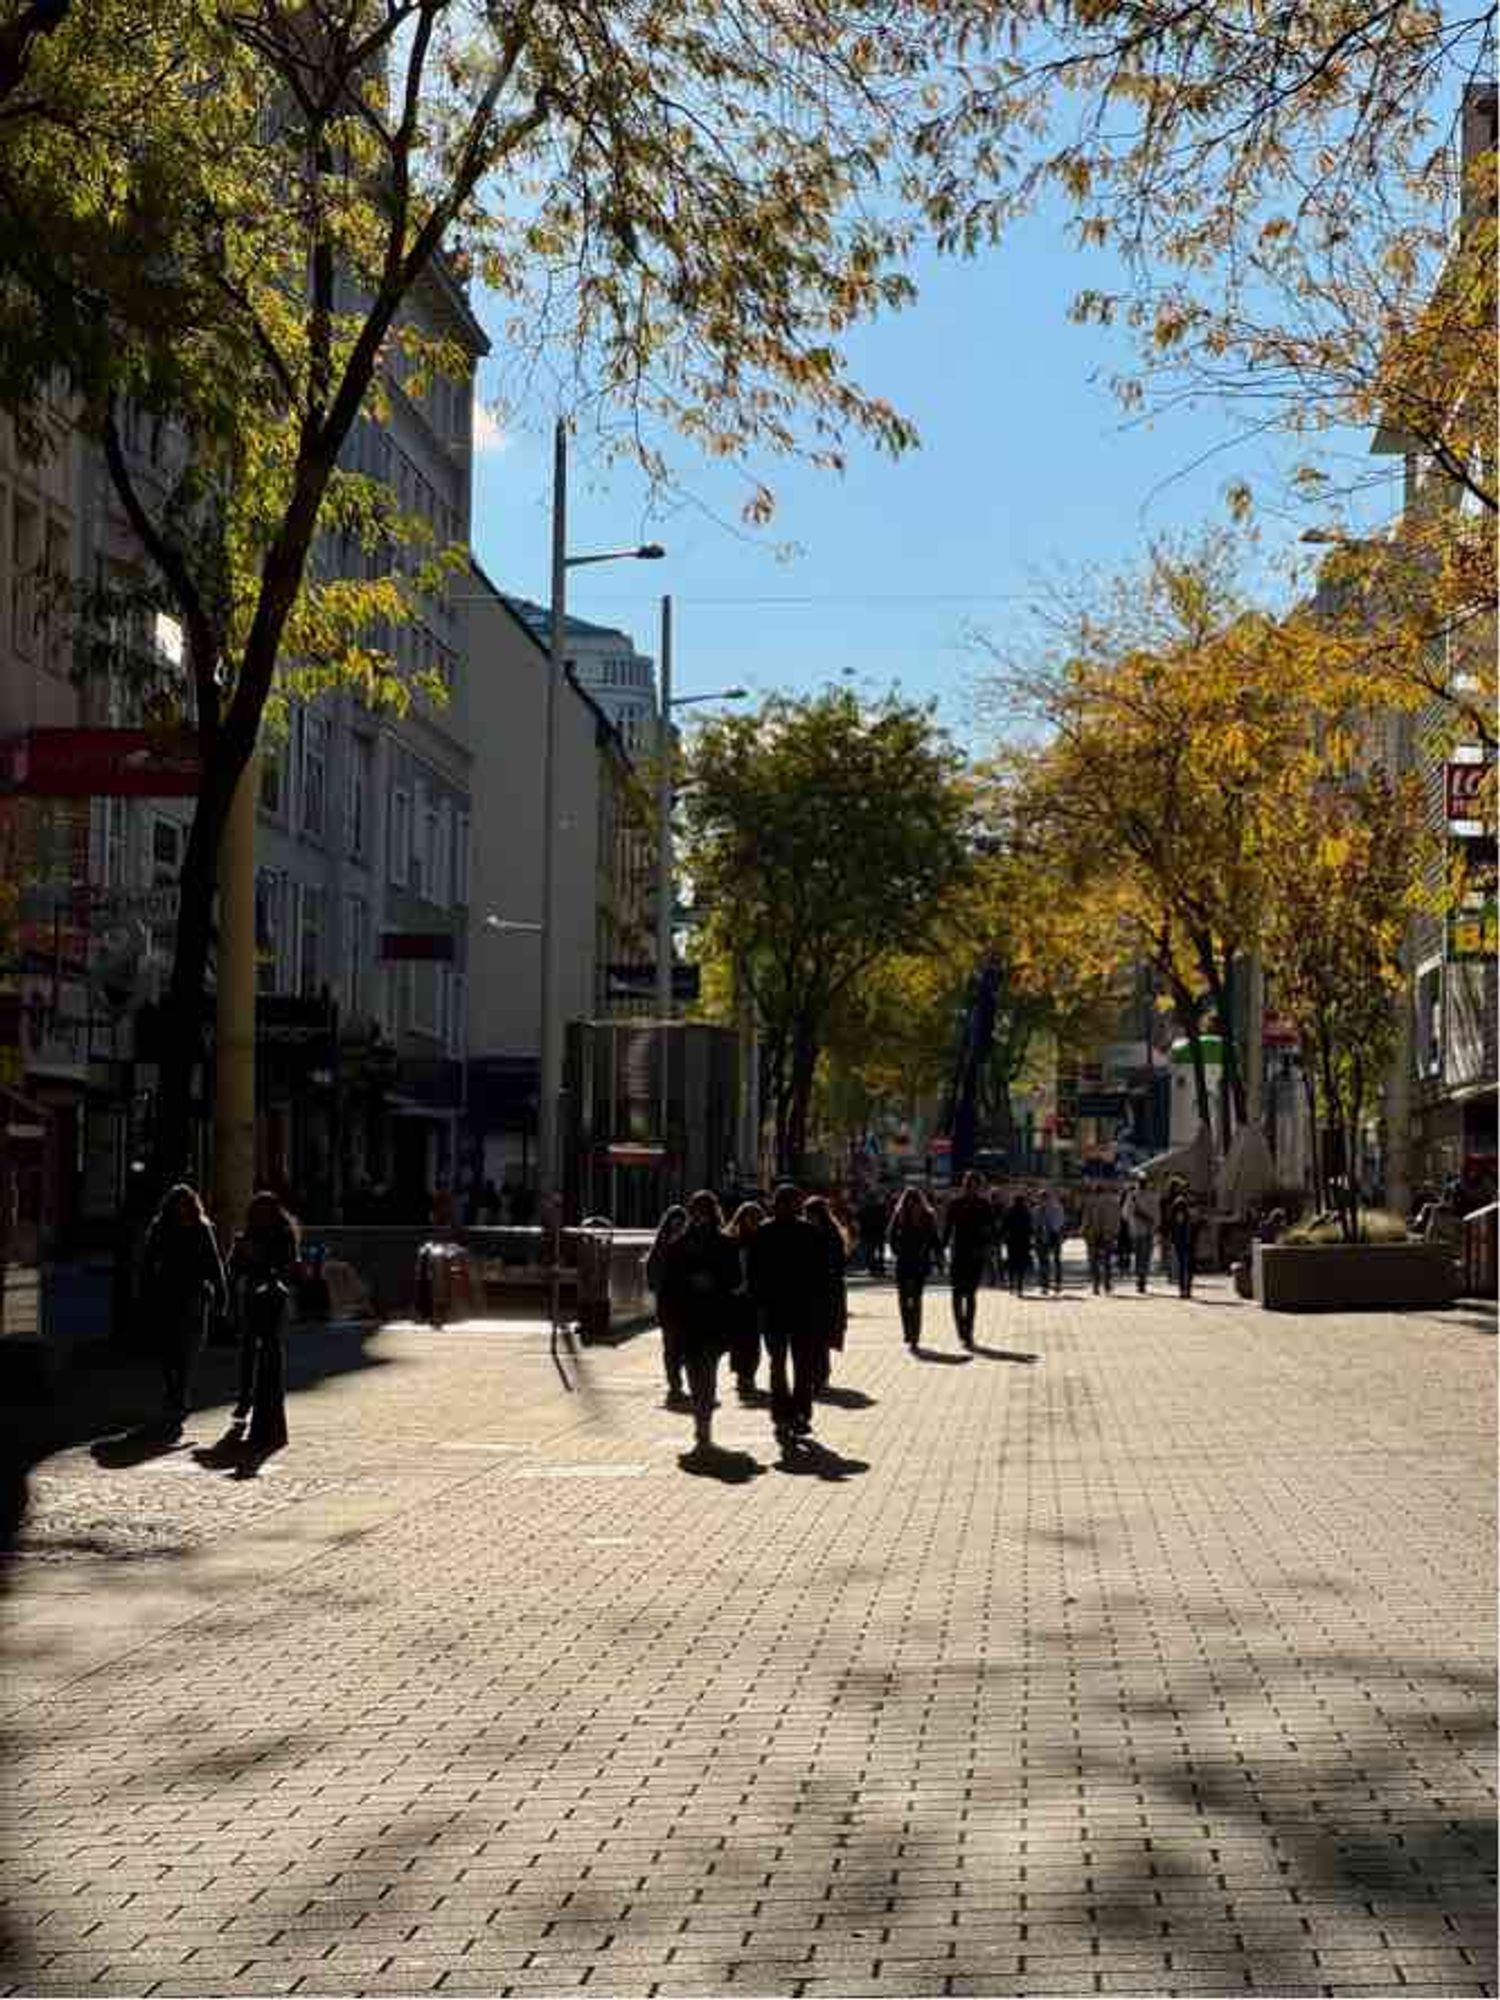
[
  {"xmin": 138, "ymin": 1182, "xmax": 299, "ymax": 1460},
  {"xmin": 646, "ymin": 1182, "xmax": 851, "ymax": 1459}
]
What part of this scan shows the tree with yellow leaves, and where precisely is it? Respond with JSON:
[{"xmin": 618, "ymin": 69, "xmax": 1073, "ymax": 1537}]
[{"xmin": 1260, "ymin": 767, "xmax": 1431, "ymax": 1229}]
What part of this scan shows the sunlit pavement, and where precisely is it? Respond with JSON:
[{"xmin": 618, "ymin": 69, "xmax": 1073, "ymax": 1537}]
[{"xmin": 1, "ymin": 1268, "xmax": 1494, "ymax": 1998}]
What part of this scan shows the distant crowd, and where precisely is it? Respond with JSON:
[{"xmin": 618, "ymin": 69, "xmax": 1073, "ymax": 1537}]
[{"xmin": 643, "ymin": 1169, "xmax": 1209, "ymax": 1464}]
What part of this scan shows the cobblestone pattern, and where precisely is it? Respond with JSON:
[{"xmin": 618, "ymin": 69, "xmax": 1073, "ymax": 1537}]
[{"xmin": 1, "ymin": 1273, "xmax": 1494, "ymax": 1997}]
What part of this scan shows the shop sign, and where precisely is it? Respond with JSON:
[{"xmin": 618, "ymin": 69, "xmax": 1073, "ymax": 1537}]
[
  {"xmin": 0, "ymin": 728, "xmax": 200, "ymax": 797},
  {"xmin": 1445, "ymin": 753, "xmax": 1493, "ymax": 837},
  {"xmin": 1447, "ymin": 898, "xmax": 1497, "ymax": 962}
]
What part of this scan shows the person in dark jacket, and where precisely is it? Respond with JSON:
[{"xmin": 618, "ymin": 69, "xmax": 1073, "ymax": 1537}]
[
  {"xmin": 140, "ymin": 1183, "xmax": 228, "ymax": 1436},
  {"xmin": 803, "ymin": 1195, "xmax": 850, "ymax": 1394},
  {"xmin": 747, "ymin": 1182, "xmax": 830, "ymax": 1451},
  {"xmin": 888, "ymin": 1186, "xmax": 943, "ymax": 1348},
  {"xmin": 646, "ymin": 1204, "xmax": 690, "ymax": 1405},
  {"xmin": 1001, "ymin": 1191, "xmax": 1034, "ymax": 1296},
  {"xmin": 941, "ymin": 1170, "xmax": 993, "ymax": 1348},
  {"xmin": 726, "ymin": 1199, "xmax": 766, "ymax": 1401},
  {"xmin": 228, "ymin": 1191, "xmax": 299, "ymax": 1459},
  {"xmin": 1165, "ymin": 1180, "xmax": 1198, "ymax": 1299},
  {"xmin": 659, "ymin": 1190, "xmax": 742, "ymax": 1456},
  {"xmin": 856, "ymin": 1189, "xmax": 889, "ymax": 1277}
]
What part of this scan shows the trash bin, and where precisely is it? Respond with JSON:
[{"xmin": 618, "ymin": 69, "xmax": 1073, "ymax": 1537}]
[{"xmin": 573, "ymin": 1218, "xmax": 614, "ymax": 1345}]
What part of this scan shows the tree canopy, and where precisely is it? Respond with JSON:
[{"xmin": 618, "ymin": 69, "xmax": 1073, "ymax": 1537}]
[{"xmin": 680, "ymin": 688, "xmax": 972, "ymax": 1173}]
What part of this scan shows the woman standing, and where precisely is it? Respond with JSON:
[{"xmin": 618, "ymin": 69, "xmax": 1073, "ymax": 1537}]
[
  {"xmin": 887, "ymin": 1187, "xmax": 942, "ymax": 1348},
  {"xmin": 645, "ymin": 1204, "xmax": 689, "ymax": 1406},
  {"xmin": 802, "ymin": 1195, "xmax": 850, "ymax": 1393},
  {"xmin": 229, "ymin": 1190, "xmax": 298, "ymax": 1458},
  {"xmin": 726, "ymin": 1200, "xmax": 766, "ymax": 1401},
  {"xmin": 660, "ymin": 1190, "xmax": 742, "ymax": 1456},
  {"xmin": 140, "ymin": 1183, "xmax": 228, "ymax": 1437}
]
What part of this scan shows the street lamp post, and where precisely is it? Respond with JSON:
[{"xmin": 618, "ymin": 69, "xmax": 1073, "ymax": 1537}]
[
  {"xmin": 652, "ymin": 601, "xmax": 747, "ymax": 1022},
  {"xmin": 539, "ymin": 418, "xmax": 664, "ymax": 1211}
]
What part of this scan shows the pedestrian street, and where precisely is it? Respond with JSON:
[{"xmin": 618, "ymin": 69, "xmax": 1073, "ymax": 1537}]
[{"xmin": 1, "ymin": 1271, "xmax": 1494, "ymax": 1998}]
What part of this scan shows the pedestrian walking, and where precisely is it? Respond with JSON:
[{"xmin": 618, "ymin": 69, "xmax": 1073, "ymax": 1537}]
[
  {"xmin": 1165, "ymin": 1180, "xmax": 1198, "ymax": 1299},
  {"xmin": 887, "ymin": 1186, "xmax": 942, "ymax": 1347},
  {"xmin": 1034, "ymin": 1186, "xmax": 1067, "ymax": 1293},
  {"xmin": 646, "ymin": 1204, "xmax": 689, "ymax": 1406},
  {"xmin": 803, "ymin": 1195, "xmax": 851, "ymax": 1394},
  {"xmin": 228, "ymin": 1190, "xmax": 298, "ymax": 1459},
  {"xmin": 726, "ymin": 1199, "xmax": 766, "ymax": 1400},
  {"xmin": 856, "ymin": 1188, "xmax": 889, "ymax": 1277},
  {"xmin": 1001, "ymin": 1190, "xmax": 1034, "ymax": 1295},
  {"xmin": 140, "ymin": 1182, "xmax": 229, "ymax": 1438},
  {"xmin": 941, "ymin": 1169, "xmax": 993, "ymax": 1349},
  {"xmin": 659, "ymin": 1190, "xmax": 742, "ymax": 1457},
  {"xmin": 986, "ymin": 1187, "xmax": 1008, "ymax": 1287},
  {"xmin": 1083, "ymin": 1183, "xmax": 1122, "ymax": 1295},
  {"xmin": 1122, "ymin": 1181, "xmax": 1155, "ymax": 1293},
  {"xmin": 747, "ymin": 1183, "xmax": 831, "ymax": 1452}
]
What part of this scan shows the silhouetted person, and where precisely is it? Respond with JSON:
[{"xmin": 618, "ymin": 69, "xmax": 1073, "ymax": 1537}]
[
  {"xmin": 726, "ymin": 1200, "xmax": 767, "ymax": 1400},
  {"xmin": 140, "ymin": 1182, "xmax": 228, "ymax": 1437},
  {"xmin": 888, "ymin": 1186, "xmax": 942, "ymax": 1348},
  {"xmin": 228, "ymin": 1191, "xmax": 298, "ymax": 1459},
  {"xmin": 1002, "ymin": 1192, "xmax": 1034, "ymax": 1296},
  {"xmin": 942, "ymin": 1170, "xmax": 993, "ymax": 1348},
  {"xmin": 1165, "ymin": 1182, "xmax": 1197, "ymax": 1299},
  {"xmin": 646, "ymin": 1204, "xmax": 689, "ymax": 1406},
  {"xmin": 660, "ymin": 1190, "xmax": 741, "ymax": 1457},
  {"xmin": 1034, "ymin": 1186, "xmax": 1066, "ymax": 1293},
  {"xmin": 748, "ymin": 1183, "xmax": 830, "ymax": 1451},
  {"xmin": 1084, "ymin": 1184, "xmax": 1121, "ymax": 1295},
  {"xmin": 804, "ymin": 1195, "xmax": 851, "ymax": 1394},
  {"xmin": 857, "ymin": 1189, "xmax": 889, "ymax": 1276}
]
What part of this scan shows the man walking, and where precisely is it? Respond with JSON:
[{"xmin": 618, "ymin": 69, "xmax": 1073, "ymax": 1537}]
[
  {"xmin": 748, "ymin": 1183, "xmax": 832, "ymax": 1452},
  {"xmin": 941, "ymin": 1169, "xmax": 993, "ymax": 1349},
  {"xmin": 1084, "ymin": 1182, "xmax": 1122, "ymax": 1295}
]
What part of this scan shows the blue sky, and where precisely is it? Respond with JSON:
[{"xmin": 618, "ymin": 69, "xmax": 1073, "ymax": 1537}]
[{"xmin": 468, "ymin": 200, "xmax": 1393, "ymax": 748}]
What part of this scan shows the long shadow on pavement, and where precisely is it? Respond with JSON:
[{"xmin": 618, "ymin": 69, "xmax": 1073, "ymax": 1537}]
[{"xmin": 970, "ymin": 1342, "xmax": 1039, "ymax": 1363}]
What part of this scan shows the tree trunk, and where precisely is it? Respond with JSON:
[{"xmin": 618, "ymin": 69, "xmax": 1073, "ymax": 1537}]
[
  {"xmin": 1301, "ymin": 1058, "xmax": 1323, "ymax": 1210},
  {"xmin": 148, "ymin": 756, "xmax": 237, "ymax": 1194},
  {"xmin": 786, "ymin": 1027, "xmax": 819, "ymax": 1177}
]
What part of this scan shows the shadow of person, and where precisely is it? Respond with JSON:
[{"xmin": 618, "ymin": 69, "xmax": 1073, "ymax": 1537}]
[
  {"xmin": 192, "ymin": 1427, "xmax": 248, "ymax": 1471},
  {"xmin": 89, "ymin": 1424, "xmax": 188, "ymax": 1469},
  {"xmin": 776, "ymin": 1437, "xmax": 869, "ymax": 1481},
  {"xmin": 813, "ymin": 1384, "xmax": 877, "ymax": 1409},
  {"xmin": 677, "ymin": 1442, "xmax": 764, "ymax": 1484},
  {"xmin": 970, "ymin": 1344, "xmax": 1040, "ymax": 1364},
  {"xmin": 229, "ymin": 1440, "xmax": 286, "ymax": 1481},
  {"xmin": 912, "ymin": 1348, "xmax": 973, "ymax": 1365}
]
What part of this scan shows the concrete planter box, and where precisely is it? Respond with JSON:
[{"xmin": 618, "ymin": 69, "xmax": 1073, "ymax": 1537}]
[{"xmin": 1253, "ymin": 1239, "xmax": 1460, "ymax": 1312}]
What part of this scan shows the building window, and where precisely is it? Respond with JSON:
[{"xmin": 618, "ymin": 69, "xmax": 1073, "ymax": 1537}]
[
  {"xmin": 454, "ymin": 810, "xmax": 470, "ymax": 908},
  {"xmin": 1414, "ymin": 957, "xmax": 1443, "ymax": 1081},
  {"xmin": 259, "ymin": 741, "xmax": 285, "ymax": 817},
  {"xmin": 296, "ymin": 882, "xmax": 324, "ymax": 997},
  {"xmin": 345, "ymin": 734, "xmax": 372, "ymax": 860},
  {"xmin": 411, "ymin": 961, "xmax": 440, "ymax": 1037},
  {"xmin": 150, "ymin": 816, "xmax": 182, "ymax": 886},
  {"xmin": 389, "ymin": 785, "xmax": 411, "ymax": 886},
  {"xmin": 12, "ymin": 494, "xmax": 39, "ymax": 659},
  {"xmin": 255, "ymin": 869, "xmax": 284, "ymax": 995},
  {"xmin": 301, "ymin": 712, "xmax": 328, "ymax": 838},
  {"xmin": 342, "ymin": 894, "xmax": 368, "ymax": 1020}
]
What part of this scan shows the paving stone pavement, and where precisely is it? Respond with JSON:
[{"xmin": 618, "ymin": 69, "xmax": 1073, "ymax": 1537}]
[{"xmin": 0, "ymin": 1269, "xmax": 1494, "ymax": 1999}]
